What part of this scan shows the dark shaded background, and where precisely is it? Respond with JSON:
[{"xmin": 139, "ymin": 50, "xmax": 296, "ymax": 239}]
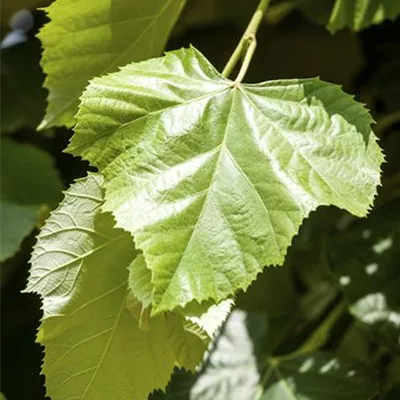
[{"xmin": 1, "ymin": 3, "xmax": 399, "ymax": 399}]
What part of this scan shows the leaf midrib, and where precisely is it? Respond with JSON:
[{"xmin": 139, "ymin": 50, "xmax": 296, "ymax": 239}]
[
  {"xmin": 154, "ymin": 88, "xmax": 280, "ymax": 310},
  {"xmin": 154, "ymin": 90, "xmax": 237, "ymax": 309}
]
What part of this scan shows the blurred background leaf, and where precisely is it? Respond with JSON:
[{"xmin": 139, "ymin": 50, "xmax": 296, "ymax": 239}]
[
  {"xmin": 298, "ymin": 0, "xmax": 400, "ymax": 33},
  {"xmin": 153, "ymin": 310, "xmax": 378, "ymax": 399},
  {"xmin": 329, "ymin": 200, "xmax": 400, "ymax": 352},
  {"xmin": 1, "ymin": 138, "xmax": 63, "ymax": 262}
]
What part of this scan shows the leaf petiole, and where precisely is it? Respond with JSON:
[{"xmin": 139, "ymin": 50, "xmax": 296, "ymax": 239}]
[
  {"xmin": 234, "ymin": 34, "xmax": 257, "ymax": 84},
  {"xmin": 222, "ymin": 0, "xmax": 271, "ymax": 82}
]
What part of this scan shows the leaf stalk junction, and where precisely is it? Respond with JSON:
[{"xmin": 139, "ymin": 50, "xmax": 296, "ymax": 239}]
[{"xmin": 222, "ymin": 0, "xmax": 271, "ymax": 83}]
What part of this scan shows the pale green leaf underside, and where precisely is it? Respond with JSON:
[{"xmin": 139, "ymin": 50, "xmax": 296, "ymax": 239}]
[
  {"xmin": 331, "ymin": 200, "xmax": 400, "ymax": 351},
  {"xmin": 25, "ymin": 174, "xmax": 209, "ymax": 400},
  {"xmin": 25, "ymin": 173, "xmax": 133, "ymax": 317},
  {"xmin": 184, "ymin": 299, "xmax": 234, "ymax": 338},
  {"xmin": 191, "ymin": 310, "xmax": 265, "ymax": 400},
  {"xmin": 69, "ymin": 46, "xmax": 383, "ymax": 314},
  {"xmin": 1, "ymin": 138, "xmax": 62, "ymax": 261},
  {"xmin": 38, "ymin": 0, "xmax": 186, "ymax": 128},
  {"xmin": 299, "ymin": 0, "xmax": 400, "ymax": 33}
]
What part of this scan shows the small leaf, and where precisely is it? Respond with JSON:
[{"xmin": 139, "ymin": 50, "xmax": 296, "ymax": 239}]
[
  {"xmin": 330, "ymin": 200, "xmax": 400, "ymax": 351},
  {"xmin": 125, "ymin": 291, "xmax": 152, "ymax": 331},
  {"xmin": 184, "ymin": 299, "xmax": 234, "ymax": 338},
  {"xmin": 299, "ymin": 0, "xmax": 400, "ymax": 33},
  {"xmin": 128, "ymin": 254, "xmax": 153, "ymax": 310},
  {"xmin": 1, "ymin": 138, "xmax": 62, "ymax": 261},
  {"xmin": 165, "ymin": 314, "xmax": 208, "ymax": 371},
  {"xmin": 37, "ymin": 0, "xmax": 187, "ymax": 128},
  {"xmin": 69, "ymin": 46, "xmax": 383, "ymax": 314}
]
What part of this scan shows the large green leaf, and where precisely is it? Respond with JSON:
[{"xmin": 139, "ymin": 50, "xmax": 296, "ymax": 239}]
[
  {"xmin": 25, "ymin": 174, "xmax": 209, "ymax": 400},
  {"xmin": 299, "ymin": 0, "xmax": 400, "ymax": 33},
  {"xmin": 68, "ymin": 46, "xmax": 382, "ymax": 314},
  {"xmin": 330, "ymin": 200, "xmax": 400, "ymax": 351},
  {"xmin": 38, "ymin": 0, "xmax": 187, "ymax": 129},
  {"xmin": 0, "ymin": 138, "xmax": 62, "ymax": 261}
]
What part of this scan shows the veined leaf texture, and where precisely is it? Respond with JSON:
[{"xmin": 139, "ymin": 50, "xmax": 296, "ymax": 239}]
[{"xmin": 69, "ymin": 46, "xmax": 383, "ymax": 313}]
